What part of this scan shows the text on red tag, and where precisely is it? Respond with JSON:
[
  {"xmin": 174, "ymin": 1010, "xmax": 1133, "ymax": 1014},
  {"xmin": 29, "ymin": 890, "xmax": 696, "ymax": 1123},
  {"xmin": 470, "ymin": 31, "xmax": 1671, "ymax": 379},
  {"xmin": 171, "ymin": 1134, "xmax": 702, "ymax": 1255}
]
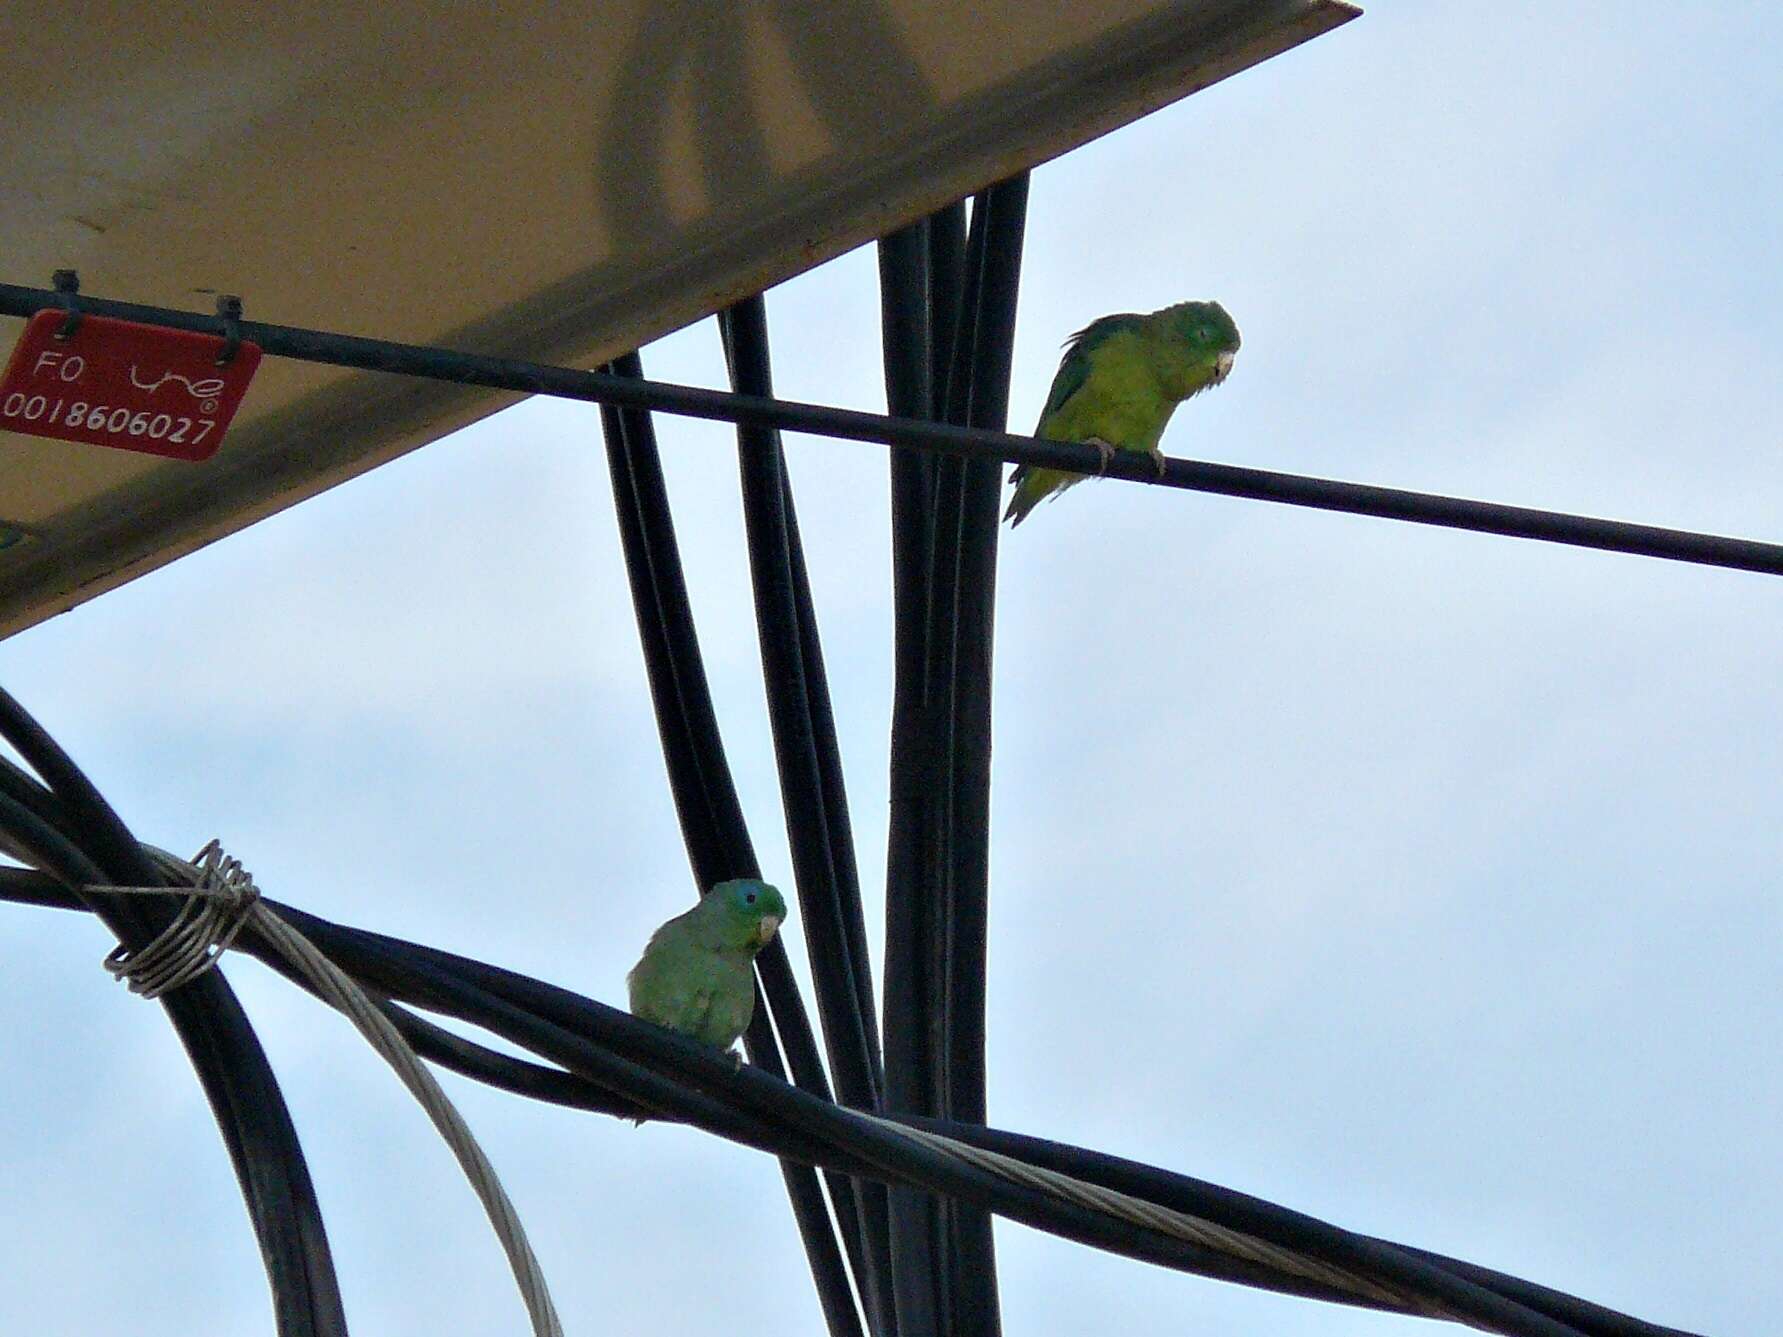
[{"xmin": 0, "ymin": 309, "xmax": 262, "ymax": 462}]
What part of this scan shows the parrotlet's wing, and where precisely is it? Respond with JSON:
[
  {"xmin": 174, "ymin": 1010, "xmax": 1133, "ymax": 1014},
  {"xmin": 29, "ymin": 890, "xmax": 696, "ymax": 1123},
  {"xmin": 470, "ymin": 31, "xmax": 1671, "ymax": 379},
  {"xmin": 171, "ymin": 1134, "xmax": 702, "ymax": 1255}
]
[
  {"xmin": 627, "ymin": 879, "xmax": 786, "ymax": 1052},
  {"xmin": 1006, "ymin": 315, "xmax": 1145, "ymax": 526}
]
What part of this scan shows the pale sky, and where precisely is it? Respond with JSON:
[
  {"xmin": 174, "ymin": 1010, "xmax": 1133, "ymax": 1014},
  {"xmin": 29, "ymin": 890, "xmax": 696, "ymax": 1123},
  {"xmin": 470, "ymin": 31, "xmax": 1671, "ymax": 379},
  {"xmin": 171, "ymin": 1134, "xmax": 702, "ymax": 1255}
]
[{"xmin": 3, "ymin": 5, "xmax": 1778, "ymax": 1335}]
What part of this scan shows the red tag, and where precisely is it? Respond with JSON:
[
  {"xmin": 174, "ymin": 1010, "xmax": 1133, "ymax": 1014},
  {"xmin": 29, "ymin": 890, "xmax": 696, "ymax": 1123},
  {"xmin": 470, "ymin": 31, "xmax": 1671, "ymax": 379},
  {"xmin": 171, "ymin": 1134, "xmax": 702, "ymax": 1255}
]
[{"xmin": 0, "ymin": 309, "xmax": 261, "ymax": 461}]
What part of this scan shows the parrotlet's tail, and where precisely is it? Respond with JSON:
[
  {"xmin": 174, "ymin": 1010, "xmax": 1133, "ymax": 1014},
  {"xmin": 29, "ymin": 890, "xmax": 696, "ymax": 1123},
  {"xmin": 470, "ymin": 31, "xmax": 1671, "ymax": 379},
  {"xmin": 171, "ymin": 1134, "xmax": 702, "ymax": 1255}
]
[{"xmin": 1004, "ymin": 463, "xmax": 1076, "ymax": 526}]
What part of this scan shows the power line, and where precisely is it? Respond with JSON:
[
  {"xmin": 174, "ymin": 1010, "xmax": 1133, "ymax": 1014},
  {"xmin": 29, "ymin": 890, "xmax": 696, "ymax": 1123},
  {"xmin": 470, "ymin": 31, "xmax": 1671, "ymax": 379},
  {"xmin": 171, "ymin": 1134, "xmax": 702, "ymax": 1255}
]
[{"xmin": 3, "ymin": 279, "xmax": 1780, "ymax": 578}]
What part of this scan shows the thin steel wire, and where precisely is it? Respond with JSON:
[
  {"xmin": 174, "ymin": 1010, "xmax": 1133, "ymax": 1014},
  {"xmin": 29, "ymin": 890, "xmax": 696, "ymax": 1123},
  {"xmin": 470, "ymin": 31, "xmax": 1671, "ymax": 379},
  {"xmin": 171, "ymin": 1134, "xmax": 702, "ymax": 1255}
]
[{"xmin": 865, "ymin": 1116, "xmax": 1439, "ymax": 1318}]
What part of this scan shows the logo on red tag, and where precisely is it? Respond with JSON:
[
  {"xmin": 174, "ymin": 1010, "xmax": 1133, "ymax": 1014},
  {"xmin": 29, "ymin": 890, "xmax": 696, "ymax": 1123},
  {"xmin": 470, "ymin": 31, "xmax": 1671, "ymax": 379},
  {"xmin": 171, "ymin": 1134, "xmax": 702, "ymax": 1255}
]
[{"xmin": 0, "ymin": 309, "xmax": 261, "ymax": 461}]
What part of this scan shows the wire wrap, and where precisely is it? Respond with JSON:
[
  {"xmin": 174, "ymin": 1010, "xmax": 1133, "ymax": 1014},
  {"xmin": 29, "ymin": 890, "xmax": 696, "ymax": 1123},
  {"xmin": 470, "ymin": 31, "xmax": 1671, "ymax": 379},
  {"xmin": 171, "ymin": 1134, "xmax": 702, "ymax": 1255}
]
[{"xmin": 85, "ymin": 842, "xmax": 563, "ymax": 1337}]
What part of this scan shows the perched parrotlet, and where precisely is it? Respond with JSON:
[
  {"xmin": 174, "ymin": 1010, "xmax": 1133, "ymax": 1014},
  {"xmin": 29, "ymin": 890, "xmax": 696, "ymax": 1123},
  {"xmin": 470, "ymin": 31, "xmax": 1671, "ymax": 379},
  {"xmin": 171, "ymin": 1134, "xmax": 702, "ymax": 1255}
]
[
  {"xmin": 627, "ymin": 878, "xmax": 788, "ymax": 1058},
  {"xmin": 1005, "ymin": 300, "xmax": 1241, "ymax": 526}
]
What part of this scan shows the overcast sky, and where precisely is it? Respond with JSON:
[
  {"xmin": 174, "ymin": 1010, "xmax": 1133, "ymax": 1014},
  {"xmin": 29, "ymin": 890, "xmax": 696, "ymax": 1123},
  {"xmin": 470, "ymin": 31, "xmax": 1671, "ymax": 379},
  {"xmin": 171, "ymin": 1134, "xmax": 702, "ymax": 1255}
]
[{"xmin": 3, "ymin": 5, "xmax": 1778, "ymax": 1335}]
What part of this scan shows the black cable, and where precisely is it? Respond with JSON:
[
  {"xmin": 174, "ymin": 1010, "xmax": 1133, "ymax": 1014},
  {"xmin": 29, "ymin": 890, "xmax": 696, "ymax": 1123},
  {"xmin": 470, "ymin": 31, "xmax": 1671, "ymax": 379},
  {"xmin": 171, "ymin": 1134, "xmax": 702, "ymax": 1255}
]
[
  {"xmin": 245, "ymin": 899, "xmax": 1419, "ymax": 1314},
  {"xmin": 722, "ymin": 299, "xmax": 884, "ymax": 1112},
  {"xmin": 720, "ymin": 297, "xmax": 898, "ymax": 1337},
  {"xmin": 946, "ymin": 174, "xmax": 1025, "ymax": 1126},
  {"xmin": 167, "ymin": 912, "xmax": 1685, "ymax": 1337},
  {"xmin": 877, "ymin": 213, "xmax": 949, "ymax": 1337},
  {"xmin": 0, "ymin": 280, "xmax": 1777, "ymax": 578},
  {"xmin": 902, "ymin": 1119, "xmax": 1709, "ymax": 1337},
  {"xmin": 915, "ymin": 191, "xmax": 996, "ymax": 1337},
  {"xmin": 0, "ymin": 692, "xmax": 348, "ymax": 1337},
  {"xmin": 926, "ymin": 204, "xmax": 969, "ymax": 423},
  {"xmin": 3, "ymin": 867, "xmax": 1696, "ymax": 1337},
  {"xmin": 781, "ymin": 491, "xmax": 881, "ymax": 1072},
  {"xmin": 935, "ymin": 174, "xmax": 1030, "ymax": 1337},
  {"xmin": 910, "ymin": 180, "xmax": 1028, "ymax": 1337},
  {"xmin": 595, "ymin": 360, "xmax": 866, "ymax": 1337},
  {"xmin": 876, "ymin": 180, "xmax": 1028, "ymax": 1337}
]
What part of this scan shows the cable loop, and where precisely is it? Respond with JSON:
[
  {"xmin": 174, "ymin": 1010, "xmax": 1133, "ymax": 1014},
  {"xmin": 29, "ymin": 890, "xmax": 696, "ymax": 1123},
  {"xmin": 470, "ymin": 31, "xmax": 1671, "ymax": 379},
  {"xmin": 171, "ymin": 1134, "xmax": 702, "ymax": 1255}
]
[
  {"xmin": 101, "ymin": 839, "xmax": 260, "ymax": 998},
  {"xmin": 83, "ymin": 840, "xmax": 563, "ymax": 1337}
]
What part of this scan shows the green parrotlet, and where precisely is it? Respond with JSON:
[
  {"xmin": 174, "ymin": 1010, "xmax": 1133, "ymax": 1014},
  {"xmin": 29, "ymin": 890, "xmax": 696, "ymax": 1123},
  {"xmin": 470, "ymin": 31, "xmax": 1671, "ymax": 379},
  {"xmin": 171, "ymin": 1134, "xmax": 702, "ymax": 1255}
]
[
  {"xmin": 1005, "ymin": 300, "xmax": 1241, "ymax": 526},
  {"xmin": 627, "ymin": 878, "xmax": 788, "ymax": 1055}
]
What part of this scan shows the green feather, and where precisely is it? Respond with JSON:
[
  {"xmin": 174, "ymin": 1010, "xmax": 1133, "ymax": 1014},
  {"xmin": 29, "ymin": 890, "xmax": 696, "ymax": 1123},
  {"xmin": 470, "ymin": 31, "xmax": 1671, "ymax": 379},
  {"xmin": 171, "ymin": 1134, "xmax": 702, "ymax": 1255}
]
[
  {"xmin": 1039, "ymin": 314, "xmax": 1146, "ymax": 420},
  {"xmin": 1006, "ymin": 301, "xmax": 1241, "ymax": 526},
  {"xmin": 627, "ymin": 878, "xmax": 788, "ymax": 1051}
]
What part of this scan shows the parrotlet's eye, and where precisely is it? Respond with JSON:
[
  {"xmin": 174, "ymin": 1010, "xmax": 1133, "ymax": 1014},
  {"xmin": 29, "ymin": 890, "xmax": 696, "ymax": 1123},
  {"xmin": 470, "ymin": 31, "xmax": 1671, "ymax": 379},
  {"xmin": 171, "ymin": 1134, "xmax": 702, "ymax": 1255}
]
[{"xmin": 745, "ymin": 892, "xmax": 757, "ymax": 904}]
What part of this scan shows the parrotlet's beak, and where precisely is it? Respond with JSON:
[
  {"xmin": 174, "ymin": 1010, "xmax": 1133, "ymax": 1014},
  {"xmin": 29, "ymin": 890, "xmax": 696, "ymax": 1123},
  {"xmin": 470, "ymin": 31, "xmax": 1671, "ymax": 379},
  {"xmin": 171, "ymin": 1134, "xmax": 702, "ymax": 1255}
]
[
  {"xmin": 756, "ymin": 914, "xmax": 783, "ymax": 946},
  {"xmin": 1213, "ymin": 350, "xmax": 1236, "ymax": 383}
]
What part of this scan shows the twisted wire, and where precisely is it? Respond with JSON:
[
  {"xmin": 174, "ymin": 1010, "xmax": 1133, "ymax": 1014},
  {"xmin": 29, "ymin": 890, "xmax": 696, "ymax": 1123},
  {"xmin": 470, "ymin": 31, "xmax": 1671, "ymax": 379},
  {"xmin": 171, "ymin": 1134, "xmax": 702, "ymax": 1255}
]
[
  {"xmin": 861, "ymin": 1114, "xmax": 1459, "ymax": 1322},
  {"xmin": 102, "ymin": 840, "xmax": 261, "ymax": 997},
  {"xmin": 90, "ymin": 843, "xmax": 564, "ymax": 1337}
]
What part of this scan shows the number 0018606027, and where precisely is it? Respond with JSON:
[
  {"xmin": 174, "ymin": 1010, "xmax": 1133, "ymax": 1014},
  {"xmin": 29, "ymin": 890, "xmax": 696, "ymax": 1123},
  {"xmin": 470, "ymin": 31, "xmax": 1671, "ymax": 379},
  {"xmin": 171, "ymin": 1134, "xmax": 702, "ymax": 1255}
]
[{"xmin": 0, "ymin": 393, "xmax": 217, "ymax": 448}]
